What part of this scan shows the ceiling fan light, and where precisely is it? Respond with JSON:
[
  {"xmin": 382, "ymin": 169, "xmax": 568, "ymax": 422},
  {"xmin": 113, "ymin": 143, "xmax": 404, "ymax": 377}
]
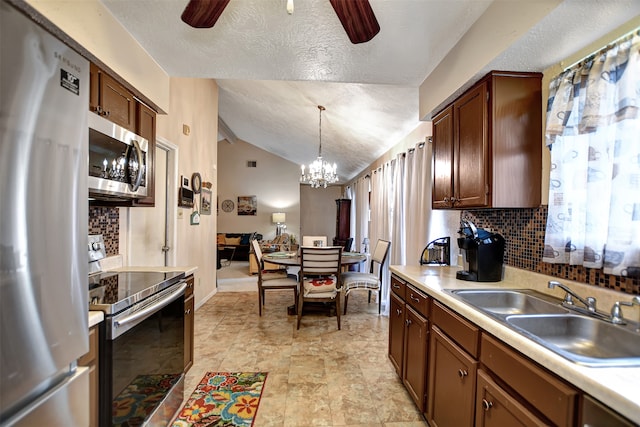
[{"xmin": 286, "ymin": 0, "xmax": 294, "ymax": 15}]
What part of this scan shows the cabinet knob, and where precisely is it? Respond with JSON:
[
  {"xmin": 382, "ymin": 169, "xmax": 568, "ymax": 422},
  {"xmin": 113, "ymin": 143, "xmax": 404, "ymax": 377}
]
[
  {"xmin": 396, "ymin": 308, "xmax": 402, "ymax": 316},
  {"xmin": 405, "ymin": 319, "xmax": 412, "ymax": 326},
  {"xmin": 458, "ymin": 369, "xmax": 468, "ymax": 378},
  {"xmin": 482, "ymin": 399, "xmax": 493, "ymax": 411},
  {"xmin": 410, "ymin": 294, "xmax": 420, "ymax": 303}
]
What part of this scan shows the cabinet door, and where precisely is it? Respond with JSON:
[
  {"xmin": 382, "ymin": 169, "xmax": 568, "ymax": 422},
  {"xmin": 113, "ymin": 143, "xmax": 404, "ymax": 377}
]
[
  {"xmin": 403, "ymin": 305, "xmax": 428, "ymax": 412},
  {"xmin": 432, "ymin": 106, "xmax": 454, "ymax": 208},
  {"xmin": 388, "ymin": 292, "xmax": 405, "ymax": 376},
  {"xmin": 475, "ymin": 370, "xmax": 546, "ymax": 427},
  {"xmin": 184, "ymin": 294, "xmax": 195, "ymax": 372},
  {"xmin": 99, "ymin": 72, "xmax": 136, "ymax": 131},
  {"xmin": 427, "ymin": 326, "xmax": 477, "ymax": 427},
  {"xmin": 89, "ymin": 63, "xmax": 100, "ymax": 115},
  {"xmin": 133, "ymin": 103, "xmax": 156, "ymax": 206},
  {"xmin": 454, "ymin": 81, "xmax": 489, "ymax": 208}
]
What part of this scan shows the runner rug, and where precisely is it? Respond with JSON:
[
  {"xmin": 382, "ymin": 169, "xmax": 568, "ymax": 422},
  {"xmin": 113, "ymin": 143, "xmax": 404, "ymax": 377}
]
[{"xmin": 171, "ymin": 372, "xmax": 268, "ymax": 427}]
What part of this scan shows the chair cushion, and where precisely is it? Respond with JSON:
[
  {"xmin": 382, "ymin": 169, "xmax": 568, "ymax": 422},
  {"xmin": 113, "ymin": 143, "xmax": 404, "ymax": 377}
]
[
  {"xmin": 341, "ymin": 272, "xmax": 379, "ymax": 290},
  {"xmin": 217, "ymin": 234, "xmax": 226, "ymax": 245},
  {"xmin": 303, "ymin": 275, "xmax": 338, "ymax": 295}
]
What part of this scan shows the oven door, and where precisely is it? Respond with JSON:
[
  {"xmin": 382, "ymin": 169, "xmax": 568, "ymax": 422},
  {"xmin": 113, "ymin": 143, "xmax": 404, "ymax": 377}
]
[{"xmin": 101, "ymin": 282, "xmax": 186, "ymax": 427}]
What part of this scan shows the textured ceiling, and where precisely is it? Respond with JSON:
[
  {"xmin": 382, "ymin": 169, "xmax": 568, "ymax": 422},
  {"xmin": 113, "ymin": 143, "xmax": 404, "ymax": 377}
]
[{"xmin": 101, "ymin": 0, "xmax": 640, "ymax": 182}]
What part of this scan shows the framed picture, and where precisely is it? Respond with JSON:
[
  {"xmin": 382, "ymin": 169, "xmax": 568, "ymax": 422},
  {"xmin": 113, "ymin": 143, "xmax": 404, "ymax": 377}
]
[
  {"xmin": 201, "ymin": 188, "xmax": 212, "ymax": 215},
  {"xmin": 237, "ymin": 195, "xmax": 257, "ymax": 216}
]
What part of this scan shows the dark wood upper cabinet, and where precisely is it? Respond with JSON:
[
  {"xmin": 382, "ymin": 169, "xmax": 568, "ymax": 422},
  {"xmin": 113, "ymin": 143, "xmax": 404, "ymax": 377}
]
[
  {"xmin": 432, "ymin": 71, "xmax": 542, "ymax": 209},
  {"xmin": 133, "ymin": 103, "xmax": 156, "ymax": 207},
  {"xmin": 89, "ymin": 63, "xmax": 136, "ymax": 132},
  {"xmin": 89, "ymin": 63, "xmax": 156, "ymax": 207}
]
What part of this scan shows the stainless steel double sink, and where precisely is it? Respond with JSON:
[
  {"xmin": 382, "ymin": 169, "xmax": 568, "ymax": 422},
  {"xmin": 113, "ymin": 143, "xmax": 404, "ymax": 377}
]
[{"xmin": 446, "ymin": 289, "xmax": 640, "ymax": 367}]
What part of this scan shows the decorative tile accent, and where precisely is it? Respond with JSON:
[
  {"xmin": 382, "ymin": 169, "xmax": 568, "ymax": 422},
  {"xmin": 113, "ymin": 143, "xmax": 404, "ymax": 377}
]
[
  {"xmin": 88, "ymin": 206, "xmax": 119, "ymax": 256},
  {"xmin": 462, "ymin": 207, "xmax": 639, "ymax": 294}
]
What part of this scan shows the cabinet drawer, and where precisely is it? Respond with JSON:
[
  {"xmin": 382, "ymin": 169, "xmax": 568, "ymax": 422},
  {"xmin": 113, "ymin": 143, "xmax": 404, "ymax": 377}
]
[
  {"xmin": 391, "ymin": 275, "xmax": 406, "ymax": 300},
  {"xmin": 480, "ymin": 334, "xmax": 578, "ymax": 427},
  {"xmin": 406, "ymin": 284, "xmax": 429, "ymax": 318},
  {"xmin": 78, "ymin": 325, "xmax": 98, "ymax": 365},
  {"xmin": 185, "ymin": 275, "xmax": 195, "ymax": 298},
  {"xmin": 432, "ymin": 300, "xmax": 479, "ymax": 358}
]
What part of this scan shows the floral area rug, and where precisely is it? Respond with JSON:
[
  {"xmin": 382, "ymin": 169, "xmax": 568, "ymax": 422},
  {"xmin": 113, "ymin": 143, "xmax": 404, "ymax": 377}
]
[
  {"xmin": 112, "ymin": 373, "xmax": 182, "ymax": 427},
  {"xmin": 171, "ymin": 372, "xmax": 268, "ymax": 427}
]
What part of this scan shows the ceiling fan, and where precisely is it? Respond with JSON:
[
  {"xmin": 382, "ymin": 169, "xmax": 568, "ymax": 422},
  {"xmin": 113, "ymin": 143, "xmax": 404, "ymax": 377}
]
[{"xmin": 181, "ymin": 0, "xmax": 380, "ymax": 44}]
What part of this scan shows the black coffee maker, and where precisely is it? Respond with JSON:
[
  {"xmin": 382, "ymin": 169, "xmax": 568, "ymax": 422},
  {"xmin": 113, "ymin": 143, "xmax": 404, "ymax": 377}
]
[{"xmin": 456, "ymin": 220, "xmax": 505, "ymax": 282}]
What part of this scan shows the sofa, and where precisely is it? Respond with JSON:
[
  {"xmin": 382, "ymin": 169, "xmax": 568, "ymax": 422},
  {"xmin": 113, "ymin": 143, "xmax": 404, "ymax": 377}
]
[{"xmin": 217, "ymin": 232, "xmax": 257, "ymax": 261}]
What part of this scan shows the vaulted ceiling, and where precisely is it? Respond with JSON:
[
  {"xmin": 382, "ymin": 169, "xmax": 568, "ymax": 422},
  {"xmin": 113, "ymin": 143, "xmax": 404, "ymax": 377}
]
[{"xmin": 102, "ymin": 0, "xmax": 640, "ymax": 182}]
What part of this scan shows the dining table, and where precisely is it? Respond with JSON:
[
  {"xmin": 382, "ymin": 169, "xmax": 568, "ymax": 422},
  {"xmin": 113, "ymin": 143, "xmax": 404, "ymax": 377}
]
[{"xmin": 262, "ymin": 251, "xmax": 367, "ymax": 315}]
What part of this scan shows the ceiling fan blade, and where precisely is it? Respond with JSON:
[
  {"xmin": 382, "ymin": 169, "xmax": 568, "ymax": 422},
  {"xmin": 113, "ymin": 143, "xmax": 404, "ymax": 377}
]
[
  {"xmin": 181, "ymin": 0, "xmax": 231, "ymax": 29},
  {"xmin": 329, "ymin": 0, "xmax": 380, "ymax": 44}
]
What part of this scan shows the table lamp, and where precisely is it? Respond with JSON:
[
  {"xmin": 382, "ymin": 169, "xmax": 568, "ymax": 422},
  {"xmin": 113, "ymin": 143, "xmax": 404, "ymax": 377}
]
[{"xmin": 272, "ymin": 212, "xmax": 286, "ymax": 236}]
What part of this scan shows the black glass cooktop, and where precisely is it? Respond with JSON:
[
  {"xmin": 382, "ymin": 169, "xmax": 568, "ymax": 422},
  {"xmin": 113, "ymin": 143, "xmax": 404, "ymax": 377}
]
[{"xmin": 88, "ymin": 271, "xmax": 185, "ymax": 314}]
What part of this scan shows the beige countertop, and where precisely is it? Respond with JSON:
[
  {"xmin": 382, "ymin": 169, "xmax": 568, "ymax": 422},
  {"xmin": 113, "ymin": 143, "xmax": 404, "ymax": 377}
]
[
  {"xmin": 88, "ymin": 311, "xmax": 103, "ymax": 328},
  {"xmin": 390, "ymin": 264, "xmax": 640, "ymax": 424}
]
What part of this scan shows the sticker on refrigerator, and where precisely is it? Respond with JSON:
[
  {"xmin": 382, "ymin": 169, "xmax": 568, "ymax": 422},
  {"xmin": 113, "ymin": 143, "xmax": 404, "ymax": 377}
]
[{"xmin": 60, "ymin": 69, "xmax": 80, "ymax": 95}]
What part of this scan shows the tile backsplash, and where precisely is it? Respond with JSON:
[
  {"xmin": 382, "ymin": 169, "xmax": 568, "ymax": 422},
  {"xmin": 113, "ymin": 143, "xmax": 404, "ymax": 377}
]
[
  {"xmin": 462, "ymin": 206, "xmax": 639, "ymax": 294},
  {"xmin": 88, "ymin": 206, "xmax": 119, "ymax": 256}
]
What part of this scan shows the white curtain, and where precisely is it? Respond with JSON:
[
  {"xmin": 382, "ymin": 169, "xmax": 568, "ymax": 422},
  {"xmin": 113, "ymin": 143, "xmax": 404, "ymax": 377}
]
[
  {"xmin": 370, "ymin": 161, "xmax": 395, "ymax": 315},
  {"xmin": 390, "ymin": 143, "xmax": 429, "ymax": 266},
  {"xmin": 350, "ymin": 176, "xmax": 370, "ymax": 253},
  {"xmin": 544, "ymin": 31, "xmax": 640, "ymax": 276}
]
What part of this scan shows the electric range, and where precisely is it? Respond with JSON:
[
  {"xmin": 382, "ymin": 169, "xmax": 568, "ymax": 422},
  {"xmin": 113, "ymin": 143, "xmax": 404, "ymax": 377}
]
[{"xmin": 88, "ymin": 270, "xmax": 186, "ymax": 314}]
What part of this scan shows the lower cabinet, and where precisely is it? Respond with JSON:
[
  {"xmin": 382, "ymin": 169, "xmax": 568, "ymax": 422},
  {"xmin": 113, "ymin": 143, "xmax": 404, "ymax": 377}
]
[
  {"xmin": 388, "ymin": 291, "xmax": 405, "ymax": 375},
  {"xmin": 403, "ymin": 304, "xmax": 429, "ymax": 411},
  {"xmin": 388, "ymin": 274, "xmax": 592, "ymax": 427},
  {"xmin": 184, "ymin": 275, "xmax": 195, "ymax": 372},
  {"xmin": 428, "ymin": 325, "xmax": 478, "ymax": 427},
  {"xmin": 78, "ymin": 324, "xmax": 100, "ymax": 427},
  {"xmin": 475, "ymin": 369, "xmax": 546, "ymax": 427},
  {"xmin": 387, "ymin": 275, "xmax": 430, "ymax": 413}
]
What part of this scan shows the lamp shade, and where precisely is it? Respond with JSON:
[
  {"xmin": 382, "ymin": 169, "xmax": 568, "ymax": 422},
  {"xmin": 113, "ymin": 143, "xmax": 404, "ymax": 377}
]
[{"xmin": 272, "ymin": 212, "xmax": 286, "ymax": 224}]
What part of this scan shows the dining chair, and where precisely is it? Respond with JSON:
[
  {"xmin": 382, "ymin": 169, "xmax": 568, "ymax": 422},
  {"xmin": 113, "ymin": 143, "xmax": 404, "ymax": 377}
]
[
  {"xmin": 297, "ymin": 246, "xmax": 343, "ymax": 330},
  {"xmin": 341, "ymin": 239, "xmax": 391, "ymax": 315},
  {"xmin": 301, "ymin": 235, "xmax": 328, "ymax": 247},
  {"xmin": 251, "ymin": 239, "xmax": 298, "ymax": 316}
]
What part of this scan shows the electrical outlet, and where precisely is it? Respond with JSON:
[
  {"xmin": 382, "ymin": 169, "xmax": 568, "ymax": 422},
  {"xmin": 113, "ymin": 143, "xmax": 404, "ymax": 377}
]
[{"xmin": 177, "ymin": 209, "xmax": 184, "ymax": 219}]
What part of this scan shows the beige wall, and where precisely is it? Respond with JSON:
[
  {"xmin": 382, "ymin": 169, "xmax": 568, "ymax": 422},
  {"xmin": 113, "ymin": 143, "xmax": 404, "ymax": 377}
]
[
  {"xmin": 217, "ymin": 139, "xmax": 301, "ymax": 243},
  {"xmin": 155, "ymin": 78, "xmax": 219, "ymax": 305},
  {"xmin": 300, "ymin": 185, "xmax": 343, "ymax": 241}
]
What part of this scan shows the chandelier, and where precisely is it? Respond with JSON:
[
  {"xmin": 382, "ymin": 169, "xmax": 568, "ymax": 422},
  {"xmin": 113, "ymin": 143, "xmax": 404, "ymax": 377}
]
[{"xmin": 300, "ymin": 105, "xmax": 338, "ymax": 188}]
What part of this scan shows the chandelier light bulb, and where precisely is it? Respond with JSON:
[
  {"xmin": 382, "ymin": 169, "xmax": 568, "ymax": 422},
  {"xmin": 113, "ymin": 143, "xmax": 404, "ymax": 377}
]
[{"xmin": 286, "ymin": 0, "xmax": 294, "ymax": 15}]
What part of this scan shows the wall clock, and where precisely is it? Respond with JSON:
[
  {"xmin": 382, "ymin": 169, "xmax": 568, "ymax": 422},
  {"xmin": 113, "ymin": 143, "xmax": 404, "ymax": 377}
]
[
  {"xmin": 191, "ymin": 172, "xmax": 202, "ymax": 194},
  {"xmin": 221, "ymin": 199, "xmax": 234, "ymax": 212}
]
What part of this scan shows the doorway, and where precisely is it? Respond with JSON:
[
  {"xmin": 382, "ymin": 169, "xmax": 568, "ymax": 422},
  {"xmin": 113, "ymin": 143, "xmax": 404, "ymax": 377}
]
[{"xmin": 126, "ymin": 137, "xmax": 178, "ymax": 266}]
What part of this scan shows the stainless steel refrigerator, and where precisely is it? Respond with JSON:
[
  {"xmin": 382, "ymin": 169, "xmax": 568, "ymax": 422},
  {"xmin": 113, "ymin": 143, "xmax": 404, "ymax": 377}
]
[{"xmin": 1, "ymin": 2, "xmax": 90, "ymax": 426}]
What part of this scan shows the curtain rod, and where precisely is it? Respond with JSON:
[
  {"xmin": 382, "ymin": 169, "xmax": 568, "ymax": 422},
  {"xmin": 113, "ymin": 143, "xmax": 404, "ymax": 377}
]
[{"xmin": 562, "ymin": 28, "xmax": 638, "ymax": 72}]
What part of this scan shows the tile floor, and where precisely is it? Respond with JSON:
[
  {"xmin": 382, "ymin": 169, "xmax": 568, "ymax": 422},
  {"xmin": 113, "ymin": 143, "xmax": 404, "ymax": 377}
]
[{"xmin": 182, "ymin": 287, "xmax": 429, "ymax": 426}]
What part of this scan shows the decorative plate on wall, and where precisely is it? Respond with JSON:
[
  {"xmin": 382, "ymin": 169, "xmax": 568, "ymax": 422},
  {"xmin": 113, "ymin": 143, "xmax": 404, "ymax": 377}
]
[{"xmin": 221, "ymin": 199, "xmax": 234, "ymax": 212}]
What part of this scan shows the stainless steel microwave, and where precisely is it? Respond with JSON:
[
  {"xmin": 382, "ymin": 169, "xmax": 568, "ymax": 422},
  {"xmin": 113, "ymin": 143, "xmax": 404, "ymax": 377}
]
[{"xmin": 88, "ymin": 113, "xmax": 148, "ymax": 200}]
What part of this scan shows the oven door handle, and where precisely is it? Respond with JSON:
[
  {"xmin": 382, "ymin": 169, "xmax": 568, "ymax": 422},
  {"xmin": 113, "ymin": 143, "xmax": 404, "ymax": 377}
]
[{"xmin": 114, "ymin": 282, "xmax": 187, "ymax": 329}]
